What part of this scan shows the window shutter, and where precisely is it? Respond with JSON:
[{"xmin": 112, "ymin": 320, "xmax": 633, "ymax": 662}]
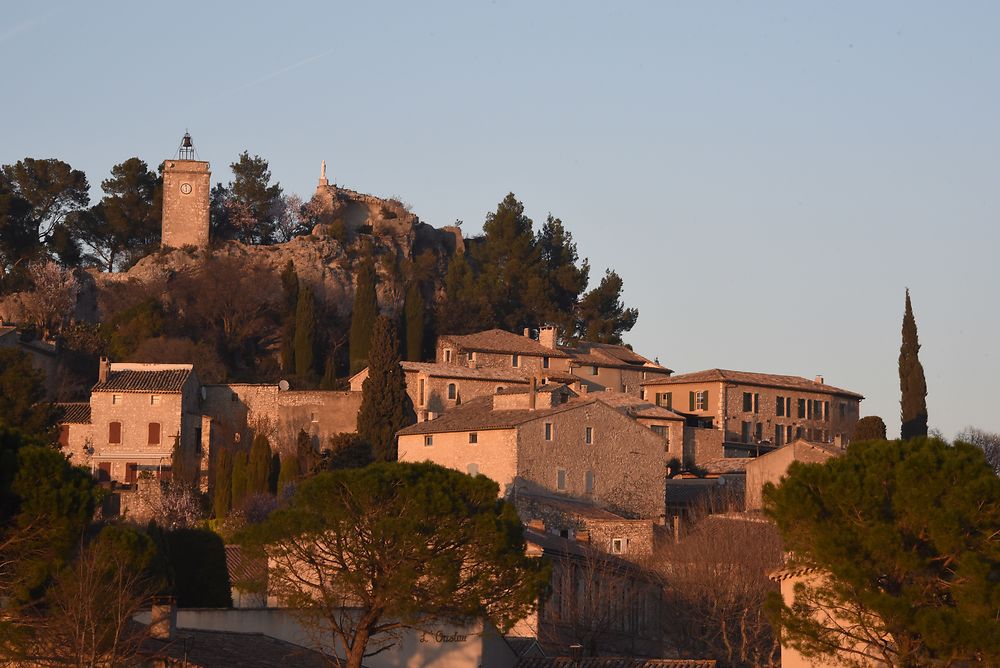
[
  {"xmin": 109, "ymin": 422, "xmax": 121, "ymax": 444},
  {"xmin": 148, "ymin": 423, "xmax": 160, "ymax": 445},
  {"xmin": 689, "ymin": 391, "xmax": 695, "ymax": 410}
]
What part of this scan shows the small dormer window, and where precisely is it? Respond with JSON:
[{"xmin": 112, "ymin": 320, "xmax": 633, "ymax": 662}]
[
  {"xmin": 611, "ymin": 538, "xmax": 628, "ymax": 554},
  {"xmin": 424, "ymin": 435, "xmax": 433, "ymax": 446},
  {"xmin": 590, "ymin": 365, "xmax": 598, "ymax": 376},
  {"xmin": 150, "ymin": 395, "xmax": 161, "ymax": 406},
  {"xmin": 444, "ymin": 349, "xmax": 453, "ymax": 363}
]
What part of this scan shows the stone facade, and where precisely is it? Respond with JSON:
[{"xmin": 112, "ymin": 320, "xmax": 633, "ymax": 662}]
[
  {"xmin": 515, "ymin": 495, "xmax": 657, "ymax": 558},
  {"xmin": 744, "ymin": 439, "xmax": 843, "ymax": 511},
  {"xmin": 161, "ymin": 158, "xmax": 210, "ymax": 249}
]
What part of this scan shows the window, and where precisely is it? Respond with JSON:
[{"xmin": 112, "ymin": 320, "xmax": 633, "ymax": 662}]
[
  {"xmin": 839, "ymin": 402, "xmax": 847, "ymax": 418},
  {"xmin": 556, "ymin": 468, "xmax": 567, "ymax": 491},
  {"xmin": 468, "ymin": 432, "xmax": 478, "ymax": 444},
  {"xmin": 112, "ymin": 394, "xmax": 123, "ymax": 405},
  {"xmin": 96, "ymin": 462, "xmax": 111, "ymax": 483},
  {"xmin": 419, "ymin": 379, "xmax": 425, "ymax": 406},
  {"xmin": 147, "ymin": 422, "xmax": 160, "ymax": 445},
  {"xmin": 511, "ymin": 354, "xmax": 519, "ymax": 368},
  {"xmin": 651, "ymin": 424, "xmax": 667, "ymax": 437},
  {"xmin": 424, "ymin": 435, "xmax": 433, "ymax": 446},
  {"xmin": 656, "ymin": 392, "xmax": 672, "ymax": 409},
  {"xmin": 150, "ymin": 394, "xmax": 161, "ymax": 406},
  {"xmin": 544, "ymin": 422, "xmax": 553, "ymax": 441},
  {"xmin": 694, "ymin": 390, "xmax": 708, "ymax": 410},
  {"xmin": 157, "ymin": 466, "xmax": 173, "ymax": 481},
  {"xmin": 787, "ymin": 425, "xmax": 793, "ymax": 442},
  {"xmin": 195, "ymin": 427, "xmax": 202, "ymax": 453},
  {"xmin": 585, "ymin": 470, "xmax": 594, "ymax": 494},
  {"xmin": 741, "ymin": 421, "xmax": 751, "ymax": 443},
  {"xmin": 444, "ymin": 349, "xmax": 452, "ymax": 363},
  {"xmin": 776, "ymin": 396, "xmax": 785, "ymax": 417},
  {"xmin": 590, "ymin": 365, "xmax": 598, "ymax": 376},
  {"xmin": 585, "ymin": 426, "xmax": 593, "ymax": 445},
  {"xmin": 467, "ymin": 463, "xmax": 479, "ymax": 476},
  {"xmin": 754, "ymin": 422, "xmax": 763, "ymax": 442},
  {"xmin": 447, "ymin": 383, "xmax": 457, "ymax": 400},
  {"xmin": 125, "ymin": 462, "xmax": 138, "ymax": 484},
  {"xmin": 823, "ymin": 401, "xmax": 830, "ymax": 421},
  {"xmin": 543, "ymin": 356, "xmax": 550, "ymax": 369},
  {"xmin": 469, "ymin": 351, "xmax": 476, "ymax": 362},
  {"xmin": 640, "ymin": 389, "xmax": 645, "ymax": 400},
  {"xmin": 775, "ymin": 424, "xmax": 784, "ymax": 446},
  {"xmin": 743, "ymin": 392, "xmax": 753, "ymax": 412},
  {"xmin": 611, "ymin": 538, "xmax": 628, "ymax": 554},
  {"xmin": 797, "ymin": 398, "xmax": 806, "ymax": 419},
  {"xmin": 109, "ymin": 421, "xmax": 122, "ymax": 444},
  {"xmin": 795, "ymin": 427, "xmax": 803, "ymax": 440}
]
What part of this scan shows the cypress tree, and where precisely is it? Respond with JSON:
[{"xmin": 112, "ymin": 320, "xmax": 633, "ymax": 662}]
[
  {"xmin": 349, "ymin": 261, "xmax": 378, "ymax": 374},
  {"xmin": 213, "ymin": 449, "xmax": 232, "ymax": 519},
  {"xmin": 248, "ymin": 433, "xmax": 272, "ymax": 495},
  {"xmin": 231, "ymin": 450, "xmax": 248, "ymax": 509},
  {"xmin": 268, "ymin": 452, "xmax": 281, "ymax": 494},
  {"xmin": 403, "ymin": 282, "xmax": 425, "ymax": 362},
  {"xmin": 294, "ymin": 284, "xmax": 317, "ymax": 377},
  {"xmin": 356, "ymin": 316, "xmax": 411, "ymax": 461},
  {"xmin": 899, "ymin": 289, "xmax": 928, "ymax": 440},
  {"xmin": 296, "ymin": 428, "xmax": 314, "ymax": 475},
  {"xmin": 320, "ymin": 355, "xmax": 336, "ymax": 390},
  {"xmin": 276, "ymin": 453, "xmax": 299, "ymax": 495}
]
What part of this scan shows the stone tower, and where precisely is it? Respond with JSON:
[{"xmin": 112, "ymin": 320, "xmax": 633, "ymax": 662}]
[{"xmin": 161, "ymin": 133, "xmax": 211, "ymax": 249}]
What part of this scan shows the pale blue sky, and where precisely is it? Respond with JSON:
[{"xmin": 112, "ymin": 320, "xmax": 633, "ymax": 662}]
[{"xmin": 3, "ymin": 1, "xmax": 997, "ymax": 439}]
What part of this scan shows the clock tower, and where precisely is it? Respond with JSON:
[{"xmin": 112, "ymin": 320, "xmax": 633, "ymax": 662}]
[{"xmin": 161, "ymin": 132, "xmax": 211, "ymax": 249}]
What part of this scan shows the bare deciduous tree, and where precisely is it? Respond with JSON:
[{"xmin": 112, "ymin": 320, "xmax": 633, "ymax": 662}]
[
  {"xmin": 956, "ymin": 426, "xmax": 1000, "ymax": 474},
  {"xmin": 12, "ymin": 260, "xmax": 80, "ymax": 337}
]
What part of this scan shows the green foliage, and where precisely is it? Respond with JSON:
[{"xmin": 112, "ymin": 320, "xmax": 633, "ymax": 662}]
[
  {"xmin": 348, "ymin": 260, "xmax": 378, "ymax": 374},
  {"xmin": 316, "ymin": 433, "xmax": 373, "ymax": 471},
  {"xmin": 402, "ymin": 282, "xmax": 425, "ymax": 361},
  {"xmin": 160, "ymin": 528, "xmax": 232, "ymax": 608},
  {"xmin": 231, "ymin": 450, "xmax": 248, "ymax": 509},
  {"xmin": 356, "ymin": 316, "xmax": 412, "ymax": 461},
  {"xmin": 0, "ymin": 157, "xmax": 89, "ymax": 270},
  {"xmin": 294, "ymin": 284, "xmax": 317, "ymax": 377},
  {"xmin": 0, "ymin": 348, "xmax": 58, "ymax": 440},
  {"xmin": 437, "ymin": 252, "xmax": 492, "ymax": 334},
  {"xmin": 213, "ymin": 448, "xmax": 232, "ymax": 519},
  {"xmin": 268, "ymin": 452, "xmax": 281, "ymax": 494},
  {"xmin": 79, "ymin": 157, "xmax": 160, "ymax": 272},
  {"xmin": 280, "ymin": 260, "xmax": 298, "ymax": 373},
  {"xmin": 853, "ymin": 415, "xmax": 888, "ymax": 442},
  {"xmin": 899, "ymin": 289, "xmax": 928, "ymax": 440},
  {"xmin": 763, "ymin": 437, "xmax": 1000, "ymax": 666},
  {"xmin": 276, "ymin": 453, "xmax": 299, "ymax": 496},
  {"xmin": 536, "ymin": 215, "xmax": 590, "ymax": 337},
  {"xmin": 576, "ymin": 268, "xmax": 638, "ymax": 344},
  {"xmin": 104, "ymin": 297, "xmax": 165, "ymax": 360},
  {"xmin": 247, "ymin": 434, "xmax": 272, "ymax": 496},
  {"xmin": 211, "ymin": 152, "xmax": 284, "ymax": 245},
  {"xmin": 238, "ymin": 462, "xmax": 550, "ymax": 667}
]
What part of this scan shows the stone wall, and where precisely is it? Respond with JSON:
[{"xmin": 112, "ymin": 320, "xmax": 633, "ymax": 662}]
[
  {"xmin": 161, "ymin": 160, "xmax": 210, "ymax": 249},
  {"xmin": 398, "ymin": 428, "xmax": 519, "ymax": 497},
  {"xmin": 683, "ymin": 426, "xmax": 725, "ymax": 467}
]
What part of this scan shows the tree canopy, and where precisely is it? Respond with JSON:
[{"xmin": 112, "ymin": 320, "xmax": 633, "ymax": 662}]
[
  {"xmin": 211, "ymin": 151, "xmax": 285, "ymax": 244},
  {"xmin": 853, "ymin": 415, "xmax": 888, "ymax": 442},
  {"xmin": 356, "ymin": 316, "xmax": 411, "ymax": 461},
  {"xmin": 239, "ymin": 462, "xmax": 550, "ymax": 668},
  {"xmin": 764, "ymin": 437, "xmax": 1000, "ymax": 667}
]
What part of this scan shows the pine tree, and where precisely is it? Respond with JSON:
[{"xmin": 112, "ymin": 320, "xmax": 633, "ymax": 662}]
[
  {"xmin": 437, "ymin": 253, "xmax": 492, "ymax": 335},
  {"xmin": 536, "ymin": 215, "xmax": 589, "ymax": 336},
  {"xmin": 402, "ymin": 282, "xmax": 425, "ymax": 361},
  {"xmin": 899, "ymin": 289, "xmax": 928, "ymax": 440},
  {"xmin": 247, "ymin": 433, "xmax": 272, "ymax": 495},
  {"xmin": 230, "ymin": 450, "xmax": 248, "ymax": 509},
  {"xmin": 276, "ymin": 453, "xmax": 299, "ymax": 495},
  {"xmin": 213, "ymin": 449, "xmax": 232, "ymax": 519},
  {"xmin": 356, "ymin": 316, "xmax": 411, "ymax": 462},
  {"xmin": 576, "ymin": 269, "xmax": 638, "ymax": 343},
  {"xmin": 349, "ymin": 261, "xmax": 378, "ymax": 374},
  {"xmin": 294, "ymin": 284, "xmax": 317, "ymax": 377}
]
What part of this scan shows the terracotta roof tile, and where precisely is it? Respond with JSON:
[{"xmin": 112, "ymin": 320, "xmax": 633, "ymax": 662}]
[
  {"xmin": 93, "ymin": 366, "xmax": 193, "ymax": 394},
  {"xmin": 140, "ymin": 627, "xmax": 330, "ymax": 667},
  {"xmin": 565, "ymin": 342, "xmax": 673, "ymax": 374},
  {"xmin": 516, "ymin": 657, "xmax": 716, "ymax": 667},
  {"xmin": 397, "ymin": 396, "xmax": 594, "ymax": 436},
  {"xmin": 699, "ymin": 457, "xmax": 751, "ymax": 474},
  {"xmin": 401, "ymin": 361, "xmax": 531, "ymax": 383},
  {"xmin": 640, "ymin": 368, "xmax": 863, "ymax": 399},
  {"xmin": 593, "ymin": 392, "xmax": 686, "ymax": 421},
  {"xmin": 442, "ymin": 329, "xmax": 573, "ymax": 357},
  {"xmin": 55, "ymin": 402, "xmax": 91, "ymax": 424}
]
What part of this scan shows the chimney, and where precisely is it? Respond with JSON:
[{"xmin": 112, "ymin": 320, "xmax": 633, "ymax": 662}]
[
  {"xmin": 814, "ymin": 375, "xmax": 824, "ymax": 385},
  {"xmin": 528, "ymin": 376, "xmax": 537, "ymax": 411},
  {"xmin": 538, "ymin": 325, "xmax": 557, "ymax": 349},
  {"xmin": 149, "ymin": 596, "xmax": 177, "ymax": 640},
  {"xmin": 527, "ymin": 518, "xmax": 544, "ymax": 532},
  {"xmin": 579, "ymin": 384, "xmax": 588, "ymax": 395},
  {"xmin": 523, "ymin": 327, "xmax": 531, "ymax": 338},
  {"xmin": 575, "ymin": 530, "xmax": 590, "ymax": 543},
  {"xmin": 98, "ymin": 357, "xmax": 111, "ymax": 384}
]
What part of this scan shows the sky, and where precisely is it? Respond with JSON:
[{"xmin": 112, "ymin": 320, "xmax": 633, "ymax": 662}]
[{"xmin": 2, "ymin": 1, "xmax": 998, "ymax": 439}]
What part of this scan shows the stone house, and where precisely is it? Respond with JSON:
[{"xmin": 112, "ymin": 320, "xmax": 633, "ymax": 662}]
[
  {"xmin": 397, "ymin": 384, "xmax": 672, "ymax": 521},
  {"xmin": 436, "ymin": 326, "xmax": 672, "ymax": 395},
  {"xmin": 57, "ymin": 360, "xmax": 203, "ymax": 486},
  {"xmin": 516, "ymin": 494, "xmax": 657, "ymax": 559},
  {"xmin": 744, "ymin": 439, "xmax": 843, "ymax": 512},
  {"xmin": 349, "ymin": 360, "xmax": 530, "ymax": 421},
  {"xmin": 640, "ymin": 369, "xmax": 863, "ymax": 455}
]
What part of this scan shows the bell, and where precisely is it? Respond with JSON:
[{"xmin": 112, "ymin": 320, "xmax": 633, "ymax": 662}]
[{"xmin": 181, "ymin": 133, "xmax": 193, "ymax": 148}]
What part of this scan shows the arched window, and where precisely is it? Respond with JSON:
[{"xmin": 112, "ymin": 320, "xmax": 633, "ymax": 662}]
[{"xmin": 447, "ymin": 383, "xmax": 457, "ymax": 400}]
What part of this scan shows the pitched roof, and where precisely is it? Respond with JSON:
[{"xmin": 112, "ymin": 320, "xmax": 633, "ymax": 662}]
[
  {"xmin": 593, "ymin": 391, "xmax": 685, "ymax": 421},
  {"xmin": 440, "ymin": 329, "xmax": 573, "ymax": 357},
  {"xmin": 565, "ymin": 342, "xmax": 673, "ymax": 374},
  {"xmin": 397, "ymin": 395, "xmax": 595, "ymax": 436},
  {"xmin": 92, "ymin": 364, "xmax": 193, "ymax": 394},
  {"xmin": 699, "ymin": 457, "xmax": 751, "ymax": 474},
  {"xmin": 516, "ymin": 657, "xmax": 716, "ymax": 667},
  {"xmin": 140, "ymin": 628, "xmax": 330, "ymax": 667},
  {"xmin": 520, "ymin": 492, "xmax": 631, "ymax": 521},
  {"xmin": 640, "ymin": 368, "xmax": 863, "ymax": 399},
  {"xmin": 403, "ymin": 361, "xmax": 532, "ymax": 383},
  {"xmin": 55, "ymin": 402, "xmax": 91, "ymax": 424}
]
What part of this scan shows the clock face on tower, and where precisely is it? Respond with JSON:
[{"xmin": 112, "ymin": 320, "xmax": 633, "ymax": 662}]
[{"xmin": 180, "ymin": 183, "xmax": 192, "ymax": 195}]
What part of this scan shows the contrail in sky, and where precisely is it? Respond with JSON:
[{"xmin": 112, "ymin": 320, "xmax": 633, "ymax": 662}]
[
  {"xmin": 0, "ymin": 8, "xmax": 58, "ymax": 46},
  {"xmin": 217, "ymin": 48, "xmax": 339, "ymax": 97}
]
